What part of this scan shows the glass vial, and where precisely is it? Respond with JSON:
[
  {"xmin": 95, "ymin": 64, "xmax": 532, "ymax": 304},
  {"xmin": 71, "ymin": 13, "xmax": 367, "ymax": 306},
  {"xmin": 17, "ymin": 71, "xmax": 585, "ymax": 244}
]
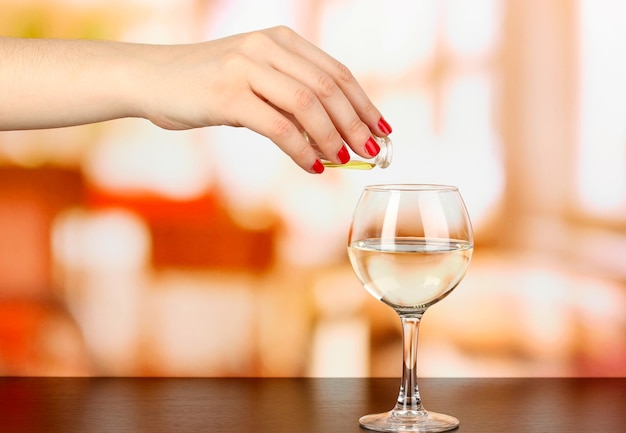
[
  {"xmin": 303, "ymin": 132, "xmax": 393, "ymax": 170},
  {"xmin": 323, "ymin": 135, "xmax": 392, "ymax": 170}
]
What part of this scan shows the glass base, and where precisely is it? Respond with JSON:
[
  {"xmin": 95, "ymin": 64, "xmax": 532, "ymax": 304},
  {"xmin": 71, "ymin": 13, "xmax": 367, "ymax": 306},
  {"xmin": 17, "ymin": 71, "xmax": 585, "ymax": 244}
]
[{"xmin": 359, "ymin": 409, "xmax": 459, "ymax": 433}]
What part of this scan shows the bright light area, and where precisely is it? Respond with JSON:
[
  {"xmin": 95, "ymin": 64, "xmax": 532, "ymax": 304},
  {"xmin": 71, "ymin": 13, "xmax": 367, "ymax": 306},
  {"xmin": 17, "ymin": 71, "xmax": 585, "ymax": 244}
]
[
  {"xmin": 84, "ymin": 122, "xmax": 214, "ymax": 199},
  {"xmin": 578, "ymin": 0, "xmax": 626, "ymax": 215},
  {"xmin": 444, "ymin": 0, "xmax": 502, "ymax": 57}
]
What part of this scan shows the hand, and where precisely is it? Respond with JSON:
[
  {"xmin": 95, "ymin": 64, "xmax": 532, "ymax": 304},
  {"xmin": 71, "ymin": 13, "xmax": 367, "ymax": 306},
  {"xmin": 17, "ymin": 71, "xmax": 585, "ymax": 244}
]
[
  {"xmin": 137, "ymin": 26, "xmax": 392, "ymax": 173},
  {"xmin": 0, "ymin": 27, "xmax": 392, "ymax": 174}
]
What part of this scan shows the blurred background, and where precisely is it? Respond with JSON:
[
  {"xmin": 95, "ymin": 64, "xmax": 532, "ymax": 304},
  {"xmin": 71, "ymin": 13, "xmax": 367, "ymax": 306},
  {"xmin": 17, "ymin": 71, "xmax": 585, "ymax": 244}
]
[{"xmin": 0, "ymin": 0, "xmax": 625, "ymax": 377}]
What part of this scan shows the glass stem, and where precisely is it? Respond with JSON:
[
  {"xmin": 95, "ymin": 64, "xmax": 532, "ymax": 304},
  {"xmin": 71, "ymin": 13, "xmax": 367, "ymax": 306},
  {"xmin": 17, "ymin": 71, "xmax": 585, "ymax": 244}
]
[{"xmin": 394, "ymin": 314, "xmax": 425, "ymax": 413}]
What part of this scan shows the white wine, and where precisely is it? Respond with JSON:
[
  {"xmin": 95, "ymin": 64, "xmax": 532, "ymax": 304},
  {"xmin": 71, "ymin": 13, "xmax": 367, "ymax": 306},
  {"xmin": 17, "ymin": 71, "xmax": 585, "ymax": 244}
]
[{"xmin": 348, "ymin": 237, "xmax": 472, "ymax": 310}]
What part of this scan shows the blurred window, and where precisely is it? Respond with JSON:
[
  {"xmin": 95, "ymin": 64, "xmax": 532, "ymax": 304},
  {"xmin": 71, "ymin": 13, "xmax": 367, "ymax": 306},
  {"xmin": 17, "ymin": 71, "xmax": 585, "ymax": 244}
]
[{"xmin": 577, "ymin": 0, "xmax": 626, "ymax": 220}]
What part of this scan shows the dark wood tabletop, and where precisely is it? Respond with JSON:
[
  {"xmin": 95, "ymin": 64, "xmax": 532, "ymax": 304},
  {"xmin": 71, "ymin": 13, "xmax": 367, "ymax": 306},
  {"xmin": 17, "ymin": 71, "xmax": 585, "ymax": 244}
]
[{"xmin": 0, "ymin": 377, "xmax": 624, "ymax": 432}]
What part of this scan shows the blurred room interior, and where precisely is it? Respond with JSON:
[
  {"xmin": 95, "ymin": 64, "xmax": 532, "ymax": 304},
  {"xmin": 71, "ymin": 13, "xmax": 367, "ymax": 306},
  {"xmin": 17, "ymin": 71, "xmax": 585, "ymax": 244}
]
[{"xmin": 0, "ymin": 0, "xmax": 624, "ymax": 377}]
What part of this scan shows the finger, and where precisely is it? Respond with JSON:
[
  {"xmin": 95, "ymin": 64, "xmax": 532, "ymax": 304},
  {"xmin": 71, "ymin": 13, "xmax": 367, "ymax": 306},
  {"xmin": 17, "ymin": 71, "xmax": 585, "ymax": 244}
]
[
  {"xmin": 269, "ymin": 27, "xmax": 391, "ymax": 136},
  {"xmin": 274, "ymin": 110, "xmax": 327, "ymax": 161},
  {"xmin": 262, "ymin": 46, "xmax": 374, "ymax": 160},
  {"xmin": 231, "ymin": 93, "xmax": 324, "ymax": 174},
  {"xmin": 246, "ymin": 59, "xmax": 348, "ymax": 165}
]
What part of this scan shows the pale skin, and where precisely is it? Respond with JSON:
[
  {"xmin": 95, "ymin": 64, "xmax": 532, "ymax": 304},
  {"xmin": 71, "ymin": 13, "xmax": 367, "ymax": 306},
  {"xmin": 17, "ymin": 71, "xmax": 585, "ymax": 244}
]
[{"xmin": 0, "ymin": 26, "xmax": 392, "ymax": 174}]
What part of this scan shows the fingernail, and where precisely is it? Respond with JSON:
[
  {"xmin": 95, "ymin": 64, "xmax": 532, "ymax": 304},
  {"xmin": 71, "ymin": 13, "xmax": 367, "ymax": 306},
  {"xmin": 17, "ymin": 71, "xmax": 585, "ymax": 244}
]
[
  {"xmin": 378, "ymin": 117, "xmax": 392, "ymax": 135},
  {"xmin": 337, "ymin": 146, "xmax": 350, "ymax": 164},
  {"xmin": 365, "ymin": 137, "xmax": 380, "ymax": 157},
  {"xmin": 312, "ymin": 159, "xmax": 325, "ymax": 174}
]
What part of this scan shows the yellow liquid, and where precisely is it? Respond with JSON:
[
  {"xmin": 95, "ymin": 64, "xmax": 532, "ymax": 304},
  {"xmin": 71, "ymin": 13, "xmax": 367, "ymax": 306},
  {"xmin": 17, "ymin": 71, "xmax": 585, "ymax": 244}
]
[{"xmin": 322, "ymin": 161, "xmax": 376, "ymax": 170}]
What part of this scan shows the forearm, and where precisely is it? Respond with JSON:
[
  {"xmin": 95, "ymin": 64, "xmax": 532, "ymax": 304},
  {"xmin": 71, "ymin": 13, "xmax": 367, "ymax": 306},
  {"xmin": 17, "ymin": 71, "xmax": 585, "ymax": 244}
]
[{"xmin": 0, "ymin": 37, "xmax": 146, "ymax": 130}]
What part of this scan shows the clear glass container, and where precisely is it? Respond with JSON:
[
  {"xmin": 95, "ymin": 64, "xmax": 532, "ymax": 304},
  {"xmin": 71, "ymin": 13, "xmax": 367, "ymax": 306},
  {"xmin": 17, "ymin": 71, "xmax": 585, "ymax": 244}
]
[
  {"xmin": 323, "ymin": 135, "xmax": 392, "ymax": 170},
  {"xmin": 304, "ymin": 132, "xmax": 393, "ymax": 170}
]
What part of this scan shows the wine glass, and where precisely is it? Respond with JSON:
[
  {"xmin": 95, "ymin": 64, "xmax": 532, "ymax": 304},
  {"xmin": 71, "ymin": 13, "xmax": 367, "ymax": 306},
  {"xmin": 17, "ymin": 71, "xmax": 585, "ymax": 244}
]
[{"xmin": 348, "ymin": 184, "xmax": 473, "ymax": 432}]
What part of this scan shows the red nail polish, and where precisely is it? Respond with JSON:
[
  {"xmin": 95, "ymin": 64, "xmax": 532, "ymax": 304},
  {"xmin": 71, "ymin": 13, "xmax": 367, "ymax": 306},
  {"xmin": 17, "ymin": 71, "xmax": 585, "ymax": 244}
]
[
  {"xmin": 337, "ymin": 146, "xmax": 350, "ymax": 164},
  {"xmin": 378, "ymin": 117, "xmax": 392, "ymax": 135},
  {"xmin": 365, "ymin": 137, "xmax": 380, "ymax": 157},
  {"xmin": 312, "ymin": 159, "xmax": 325, "ymax": 174}
]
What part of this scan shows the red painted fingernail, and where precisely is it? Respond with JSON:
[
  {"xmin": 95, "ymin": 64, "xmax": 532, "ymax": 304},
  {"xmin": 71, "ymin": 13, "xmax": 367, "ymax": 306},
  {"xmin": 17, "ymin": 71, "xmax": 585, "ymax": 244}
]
[
  {"xmin": 312, "ymin": 159, "xmax": 325, "ymax": 174},
  {"xmin": 365, "ymin": 137, "xmax": 380, "ymax": 157},
  {"xmin": 337, "ymin": 146, "xmax": 350, "ymax": 164},
  {"xmin": 378, "ymin": 117, "xmax": 392, "ymax": 135}
]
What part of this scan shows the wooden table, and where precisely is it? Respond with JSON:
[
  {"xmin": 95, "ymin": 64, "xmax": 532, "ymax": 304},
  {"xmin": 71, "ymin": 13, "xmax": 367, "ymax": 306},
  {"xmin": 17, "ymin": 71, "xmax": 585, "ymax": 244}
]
[{"xmin": 0, "ymin": 377, "xmax": 624, "ymax": 432}]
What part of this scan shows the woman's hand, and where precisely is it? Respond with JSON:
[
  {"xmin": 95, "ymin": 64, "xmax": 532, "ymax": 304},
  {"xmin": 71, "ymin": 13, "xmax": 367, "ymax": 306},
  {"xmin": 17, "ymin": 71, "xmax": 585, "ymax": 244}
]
[
  {"xmin": 139, "ymin": 26, "xmax": 392, "ymax": 173},
  {"xmin": 0, "ymin": 27, "xmax": 392, "ymax": 173}
]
